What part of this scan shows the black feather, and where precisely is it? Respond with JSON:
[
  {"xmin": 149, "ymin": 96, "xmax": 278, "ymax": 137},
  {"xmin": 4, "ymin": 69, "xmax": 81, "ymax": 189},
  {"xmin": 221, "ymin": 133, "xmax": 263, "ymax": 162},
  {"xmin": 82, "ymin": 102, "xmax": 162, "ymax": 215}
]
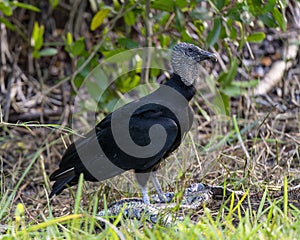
[{"xmin": 49, "ymin": 175, "xmax": 76, "ymax": 198}]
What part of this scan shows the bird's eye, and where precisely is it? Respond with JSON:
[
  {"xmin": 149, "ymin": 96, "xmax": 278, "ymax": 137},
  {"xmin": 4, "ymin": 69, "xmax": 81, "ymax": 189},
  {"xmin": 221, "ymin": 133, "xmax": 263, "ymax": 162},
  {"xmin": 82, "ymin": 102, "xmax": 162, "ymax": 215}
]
[{"xmin": 188, "ymin": 48, "xmax": 193, "ymax": 52}]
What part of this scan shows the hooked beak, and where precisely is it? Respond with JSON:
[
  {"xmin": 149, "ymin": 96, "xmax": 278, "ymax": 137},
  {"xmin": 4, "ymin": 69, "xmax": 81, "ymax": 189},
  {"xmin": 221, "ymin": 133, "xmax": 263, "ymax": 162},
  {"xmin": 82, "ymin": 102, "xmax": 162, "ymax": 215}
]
[{"xmin": 196, "ymin": 49, "xmax": 218, "ymax": 63}]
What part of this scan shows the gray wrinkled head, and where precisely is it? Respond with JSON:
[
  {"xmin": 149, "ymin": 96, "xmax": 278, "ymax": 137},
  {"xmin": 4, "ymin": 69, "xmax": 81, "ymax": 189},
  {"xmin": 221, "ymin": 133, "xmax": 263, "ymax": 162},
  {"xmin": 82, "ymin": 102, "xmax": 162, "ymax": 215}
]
[{"xmin": 171, "ymin": 42, "xmax": 217, "ymax": 86}]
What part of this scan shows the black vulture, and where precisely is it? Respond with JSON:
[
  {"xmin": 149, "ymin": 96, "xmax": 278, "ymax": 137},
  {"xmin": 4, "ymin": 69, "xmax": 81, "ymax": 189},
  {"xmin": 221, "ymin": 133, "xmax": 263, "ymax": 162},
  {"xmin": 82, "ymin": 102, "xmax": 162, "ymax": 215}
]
[{"xmin": 49, "ymin": 42, "xmax": 217, "ymax": 203}]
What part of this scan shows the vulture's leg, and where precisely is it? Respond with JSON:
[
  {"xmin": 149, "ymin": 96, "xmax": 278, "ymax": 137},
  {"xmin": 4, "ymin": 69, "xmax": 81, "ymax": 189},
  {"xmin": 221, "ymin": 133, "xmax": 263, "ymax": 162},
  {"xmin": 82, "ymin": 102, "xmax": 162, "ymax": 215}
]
[
  {"xmin": 151, "ymin": 171, "xmax": 168, "ymax": 203},
  {"xmin": 135, "ymin": 172, "xmax": 151, "ymax": 204},
  {"xmin": 140, "ymin": 185, "xmax": 150, "ymax": 204}
]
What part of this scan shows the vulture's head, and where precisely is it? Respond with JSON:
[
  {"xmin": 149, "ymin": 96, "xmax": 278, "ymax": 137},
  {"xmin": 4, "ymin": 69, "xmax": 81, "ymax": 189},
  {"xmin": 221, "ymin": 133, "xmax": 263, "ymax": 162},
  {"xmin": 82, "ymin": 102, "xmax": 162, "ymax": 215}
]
[{"xmin": 171, "ymin": 42, "xmax": 217, "ymax": 86}]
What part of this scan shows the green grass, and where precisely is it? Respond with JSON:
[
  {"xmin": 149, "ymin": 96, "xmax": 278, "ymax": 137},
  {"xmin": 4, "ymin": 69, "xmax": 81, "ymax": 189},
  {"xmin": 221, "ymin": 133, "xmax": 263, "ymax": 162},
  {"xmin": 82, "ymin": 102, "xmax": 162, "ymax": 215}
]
[
  {"xmin": 2, "ymin": 203, "xmax": 300, "ymax": 239},
  {"xmin": 1, "ymin": 178, "xmax": 299, "ymax": 239}
]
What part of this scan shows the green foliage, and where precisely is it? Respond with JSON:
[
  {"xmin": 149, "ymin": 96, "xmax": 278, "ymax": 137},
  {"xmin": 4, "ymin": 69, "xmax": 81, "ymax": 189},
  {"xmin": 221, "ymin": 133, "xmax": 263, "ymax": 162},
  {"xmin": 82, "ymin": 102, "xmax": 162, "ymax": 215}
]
[
  {"xmin": 0, "ymin": 1, "xmax": 60, "ymax": 59},
  {"xmin": 1, "ymin": 0, "xmax": 288, "ymax": 112},
  {"xmin": 64, "ymin": 32, "xmax": 86, "ymax": 58},
  {"xmin": 188, "ymin": 0, "xmax": 285, "ymax": 114},
  {"xmin": 215, "ymin": 57, "xmax": 259, "ymax": 114},
  {"xmin": 0, "ymin": 0, "xmax": 40, "ymax": 37},
  {"xmin": 31, "ymin": 22, "xmax": 58, "ymax": 59},
  {"xmin": 31, "ymin": 22, "xmax": 44, "ymax": 58},
  {"xmin": 62, "ymin": 0, "xmax": 285, "ymax": 116},
  {"xmin": 247, "ymin": 32, "xmax": 266, "ymax": 42},
  {"xmin": 1, "ymin": 185, "xmax": 299, "ymax": 238},
  {"xmin": 90, "ymin": 8, "xmax": 111, "ymax": 31},
  {"xmin": 124, "ymin": 10, "xmax": 136, "ymax": 26},
  {"xmin": 0, "ymin": 0, "xmax": 39, "ymax": 16},
  {"xmin": 206, "ymin": 18, "xmax": 221, "ymax": 47},
  {"xmin": 10, "ymin": 1, "xmax": 40, "ymax": 12},
  {"xmin": 206, "ymin": 0, "xmax": 286, "ymax": 48},
  {"xmin": 0, "ymin": 0, "xmax": 13, "ymax": 16},
  {"xmin": 49, "ymin": 0, "xmax": 59, "ymax": 8},
  {"xmin": 2, "ymin": 0, "xmax": 287, "ymax": 113},
  {"xmin": 217, "ymin": 57, "xmax": 245, "ymax": 100}
]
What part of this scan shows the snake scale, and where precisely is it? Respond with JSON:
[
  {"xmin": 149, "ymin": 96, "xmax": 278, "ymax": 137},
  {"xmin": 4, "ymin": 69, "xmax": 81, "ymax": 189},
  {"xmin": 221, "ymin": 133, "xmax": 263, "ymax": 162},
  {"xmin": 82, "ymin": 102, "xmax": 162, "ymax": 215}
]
[{"xmin": 97, "ymin": 183, "xmax": 244, "ymax": 225}]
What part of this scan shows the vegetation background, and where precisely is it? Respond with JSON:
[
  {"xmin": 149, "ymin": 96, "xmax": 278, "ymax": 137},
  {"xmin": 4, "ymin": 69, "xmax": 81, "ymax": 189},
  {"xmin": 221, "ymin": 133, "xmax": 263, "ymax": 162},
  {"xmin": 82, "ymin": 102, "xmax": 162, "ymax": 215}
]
[{"xmin": 0, "ymin": 0, "xmax": 299, "ymax": 238}]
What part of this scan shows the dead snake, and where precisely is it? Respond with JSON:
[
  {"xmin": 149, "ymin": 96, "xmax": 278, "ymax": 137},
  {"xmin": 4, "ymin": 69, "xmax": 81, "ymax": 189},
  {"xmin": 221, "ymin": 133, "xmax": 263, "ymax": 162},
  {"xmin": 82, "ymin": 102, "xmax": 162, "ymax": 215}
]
[{"xmin": 97, "ymin": 183, "xmax": 244, "ymax": 225}]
